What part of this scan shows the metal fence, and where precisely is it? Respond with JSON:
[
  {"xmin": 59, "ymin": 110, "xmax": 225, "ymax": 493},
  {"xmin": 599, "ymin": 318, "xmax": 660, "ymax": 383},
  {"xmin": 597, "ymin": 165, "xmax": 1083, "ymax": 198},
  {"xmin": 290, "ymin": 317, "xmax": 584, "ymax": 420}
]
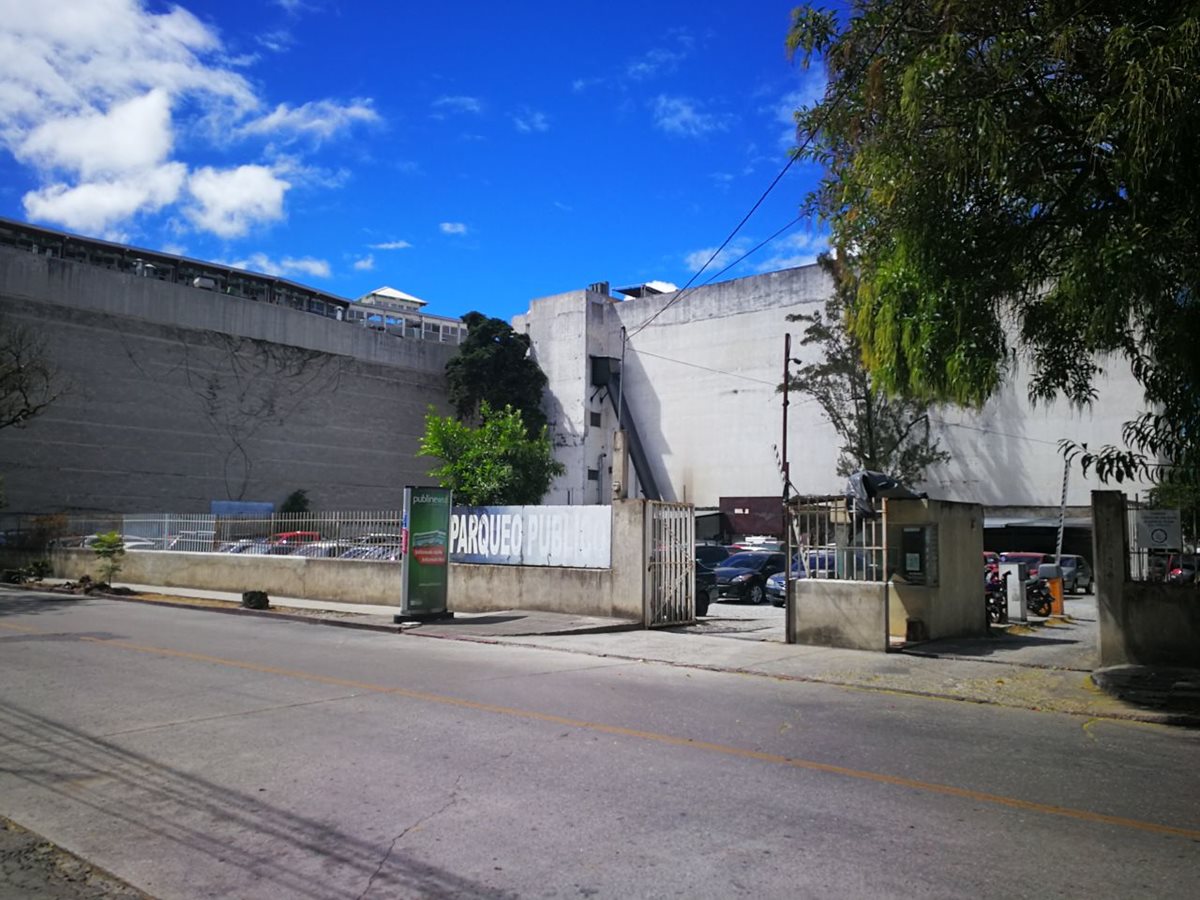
[
  {"xmin": 645, "ymin": 502, "xmax": 695, "ymax": 626},
  {"xmin": 0, "ymin": 511, "xmax": 405, "ymax": 562},
  {"xmin": 786, "ymin": 496, "xmax": 886, "ymax": 582}
]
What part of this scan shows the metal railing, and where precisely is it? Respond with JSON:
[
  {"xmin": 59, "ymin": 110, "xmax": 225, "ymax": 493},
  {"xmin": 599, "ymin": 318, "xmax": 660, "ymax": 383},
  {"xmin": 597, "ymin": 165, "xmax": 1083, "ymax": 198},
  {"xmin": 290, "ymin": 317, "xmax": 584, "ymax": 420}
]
[
  {"xmin": 787, "ymin": 496, "xmax": 885, "ymax": 582},
  {"xmin": 1, "ymin": 511, "xmax": 405, "ymax": 562},
  {"xmin": 645, "ymin": 502, "xmax": 695, "ymax": 626}
]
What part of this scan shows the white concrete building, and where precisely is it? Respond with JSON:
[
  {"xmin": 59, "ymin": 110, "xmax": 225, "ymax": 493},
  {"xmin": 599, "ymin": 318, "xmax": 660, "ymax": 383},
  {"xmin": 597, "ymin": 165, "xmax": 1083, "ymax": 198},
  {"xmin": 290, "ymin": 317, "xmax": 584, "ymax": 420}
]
[{"xmin": 514, "ymin": 265, "xmax": 1149, "ymax": 516}]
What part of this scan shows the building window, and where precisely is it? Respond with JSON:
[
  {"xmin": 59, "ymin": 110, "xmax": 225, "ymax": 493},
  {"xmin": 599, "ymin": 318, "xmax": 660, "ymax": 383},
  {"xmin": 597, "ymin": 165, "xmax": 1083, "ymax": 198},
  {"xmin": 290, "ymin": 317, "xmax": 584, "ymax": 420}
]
[
  {"xmin": 587, "ymin": 469, "xmax": 600, "ymax": 481},
  {"xmin": 590, "ymin": 411, "xmax": 602, "ymax": 428}
]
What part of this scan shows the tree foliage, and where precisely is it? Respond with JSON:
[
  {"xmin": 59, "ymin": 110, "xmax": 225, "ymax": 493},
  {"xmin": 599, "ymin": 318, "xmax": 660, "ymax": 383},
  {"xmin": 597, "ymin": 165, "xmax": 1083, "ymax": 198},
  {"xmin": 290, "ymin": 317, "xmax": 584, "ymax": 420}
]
[
  {"xmin": 419, "ymin": 403, "xmax": 564, "ymax": 506},
  {"xmin": 0, "ymin": 312, "xmax": 65, "ymax": 430},
  {"xmin": 788, "ymin": 0, "xmax": 1200, "ymax": 485},
  {"xmin": 446, "ymin": 312, "xmax": 548, "ymax": 436},
  {"xmin": 786, "ymin": 254, "xmax": 949, "ymax": 485}
]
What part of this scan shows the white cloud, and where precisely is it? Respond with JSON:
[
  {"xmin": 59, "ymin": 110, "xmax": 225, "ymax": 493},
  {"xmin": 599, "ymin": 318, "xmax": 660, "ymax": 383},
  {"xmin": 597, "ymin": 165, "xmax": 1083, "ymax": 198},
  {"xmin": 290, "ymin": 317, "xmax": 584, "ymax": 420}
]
[
  {"xmin": 257, "ymin": 30, "xmax": 293, "ymax": 53},
  {"xmin": 684, "ymin": 240, "xmax": 750, "ymax": 274},
  {"xmin": 17, "ymin": 88, "xmax": 174, "ymax": 178},
  {"xmin": 773, "ymin": 70, "xmax": 828, "ymax": 147},
  {"xmin": 753, "ymin": 231, "xmax": 829, "ymax": 272},
  {"xmin": 370, "ymin": 239, "xmax": 412, "ymax": 250},
  {"xmin": 684, "ymin": 231, "xmax": 828, "ymax": 277},
  {"xmin": 651, "ymin": 95, "xmax": 730, "ymax": 138},
  {"xmin": 572, "ymin": 77, "xmax": 604, "ymax": 93},
  {"xmin": 0, "ymin": 1, "xmax": 376, "ymax": 238},
  {"xmin": 513, "ymin": 108, "xmax": 550, "ymax": 133},
  {"xmin": 432, "ymin": 95, "xmax": 483, "ymax": 115},
  {"xmin": 353, "ymin": 254, "xmax": 375, "ymax": 271},
  {"xmin": 240, "ymin": 98, "xmax": 379, "ymax": 143},
  {"xmin": 23, "ymin": 162, "xmax": 186, "ymax": 233},
  {"xmin": 626, "ymin": 47, "xmax": 686, "ymax": 81},
  {"xmin": 230, "ymin": 252, "xmax": 331, "ymax": 279},
  {"xmin": 625, "ymin": 31, "xmax": 694, "ymax": 82},
  {"xmin": 185, "ymin": 165, "xmax": 290, "ymax": 237},
  {"xmin": 439, "ymin": 222, "xmax": 468, "ymax": 235}
]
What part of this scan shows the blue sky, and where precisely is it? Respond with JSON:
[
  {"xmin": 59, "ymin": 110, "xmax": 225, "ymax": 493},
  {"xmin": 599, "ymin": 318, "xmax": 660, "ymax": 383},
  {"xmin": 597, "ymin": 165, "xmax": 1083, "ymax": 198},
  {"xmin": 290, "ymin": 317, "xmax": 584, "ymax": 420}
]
[{"xmin": 0, "ymin": 0, "xmax": 829, "ymax": 322}]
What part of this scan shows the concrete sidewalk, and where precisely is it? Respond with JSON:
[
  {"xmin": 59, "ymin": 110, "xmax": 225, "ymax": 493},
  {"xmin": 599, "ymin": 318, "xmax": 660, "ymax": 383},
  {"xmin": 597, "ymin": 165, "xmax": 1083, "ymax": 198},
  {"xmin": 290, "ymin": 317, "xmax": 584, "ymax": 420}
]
[{"xmin": 23, "ymin": 581, "xmax": 1200, "ymax": 728}]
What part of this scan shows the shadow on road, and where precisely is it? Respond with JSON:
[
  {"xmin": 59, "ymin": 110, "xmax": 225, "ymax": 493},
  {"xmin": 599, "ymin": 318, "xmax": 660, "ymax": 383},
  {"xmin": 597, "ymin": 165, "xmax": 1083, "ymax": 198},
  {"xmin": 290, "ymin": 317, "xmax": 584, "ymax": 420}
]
[
  {"xmin": 0, "ymin": 699, "xmax": 516, "ymax": 899},
  {"xmin": 0, "ymin": 589, "xmax": 91, "ymax": 618}
]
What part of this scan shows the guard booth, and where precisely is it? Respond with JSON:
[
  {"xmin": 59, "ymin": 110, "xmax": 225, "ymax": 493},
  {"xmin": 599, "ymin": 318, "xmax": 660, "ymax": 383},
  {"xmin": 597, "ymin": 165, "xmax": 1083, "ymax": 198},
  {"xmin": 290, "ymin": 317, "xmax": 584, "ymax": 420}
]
[{"xmin": 786, "ymin": 495, "xmax": 987, "ymax": 650}]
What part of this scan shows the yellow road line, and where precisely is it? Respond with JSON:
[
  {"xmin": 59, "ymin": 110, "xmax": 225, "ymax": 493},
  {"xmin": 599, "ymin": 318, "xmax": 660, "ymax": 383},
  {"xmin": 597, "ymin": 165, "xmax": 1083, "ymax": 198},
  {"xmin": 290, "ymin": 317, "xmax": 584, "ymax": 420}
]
[{"xmin": 4, "ymin": 621, "xmax": 1199, "ymax": 841}]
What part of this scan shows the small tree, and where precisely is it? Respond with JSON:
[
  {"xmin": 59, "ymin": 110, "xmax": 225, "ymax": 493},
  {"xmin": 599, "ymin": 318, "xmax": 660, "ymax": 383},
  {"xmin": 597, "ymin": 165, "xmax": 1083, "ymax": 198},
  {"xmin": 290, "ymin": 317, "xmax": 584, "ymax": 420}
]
[
  {"xmin": 91, "ymin": 531, "xmax": 125, "ymax": 585},
  {"xmin": 446, "ymin": 312, "xmax": 548, "ymax": 436},
  {"xmin": 784, "ymin": 255, "xmax": 949, "ymax": 486},
  {"xmin": 419, "ymin": 402, "xmax": 564, "ymax": 505},
  {"xmin": 280, "ymin": 489, "xmax": 311, "ymax": 514}
]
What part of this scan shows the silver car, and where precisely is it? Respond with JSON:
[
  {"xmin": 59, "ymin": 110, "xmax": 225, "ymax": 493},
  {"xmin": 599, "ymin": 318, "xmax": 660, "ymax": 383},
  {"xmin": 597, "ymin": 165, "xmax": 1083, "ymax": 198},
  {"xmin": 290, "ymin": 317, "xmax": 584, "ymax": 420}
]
[{"xmin": 1059, "ymin": 555, "xmax": 1093, "ymax": 593}]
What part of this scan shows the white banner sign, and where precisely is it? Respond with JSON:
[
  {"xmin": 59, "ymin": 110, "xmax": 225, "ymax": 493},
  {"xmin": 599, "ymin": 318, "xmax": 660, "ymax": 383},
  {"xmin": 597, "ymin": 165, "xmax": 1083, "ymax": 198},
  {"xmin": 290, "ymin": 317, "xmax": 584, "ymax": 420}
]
[
  {"xmin": 449, "ymin": 505, "xmax": 612, "ymax": 568},
  {"xmin": 1136, "ymin": 508, "xmax": 1182, "ymax": 550}
]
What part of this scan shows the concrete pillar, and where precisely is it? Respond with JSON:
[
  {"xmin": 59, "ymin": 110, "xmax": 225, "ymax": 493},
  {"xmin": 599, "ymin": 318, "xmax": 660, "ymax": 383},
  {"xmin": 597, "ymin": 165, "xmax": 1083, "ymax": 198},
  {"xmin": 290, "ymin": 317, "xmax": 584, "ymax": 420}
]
[
  {"xmin": 1092, "ymin": 490, "xmax": 1129, "ymax": 666},
  {"xmin": 610, "ymin": 499, "xmax": 648, "ymax": 624}
]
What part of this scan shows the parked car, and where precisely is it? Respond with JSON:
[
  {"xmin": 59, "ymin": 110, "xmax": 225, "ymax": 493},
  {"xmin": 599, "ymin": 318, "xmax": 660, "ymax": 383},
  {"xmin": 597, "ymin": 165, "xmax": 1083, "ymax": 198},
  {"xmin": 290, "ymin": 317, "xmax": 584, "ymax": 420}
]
[
  {"xmin": 266, "ymin": 531, "xmax": 320, "ymax": 554},
  {"xmin": 983, "ymin": 551, "xmax": 1000, "ymax": 575},
  {"xmin": 694, "ymin": 543, "xmax": 731, "ymax": 568},
  {"xmin": 730, "ymin": 536, "xmax": 784, "ymax": 553},
  {"xmin": 290, "ymin": 540, "xmax": 354, "ymax": 559},
  {"xmin": 165, "ymin": 531, "xmax": 216, "ymax": 552},
  {"xmin": 695, "ymin": 562, "xmax": 717, "ymax": 617},
  {"xmin": 767, "ymin": 557, "xmax": 808, "ymax": 606},
  {"xmin": 1167, "ymin": 554, "xmax": 1198, "ymax": 585},
  {"xmin": 339, "ymin": 544, "xmax": 402, "ymax": 561},
  {"xmin": 1058, "ymin": 554, "xmax": 1094, "ymax": 593},
  {"xmin": 999, "ymin": 551, "xmax": 1054, "ymax": 581},
  {"xmin": 714, "ymin": 551, "xmax": 787, "ymax": 604},
  {"xmin": 218, "ymin": 539, "xmax": 271, "ymax": 554}
]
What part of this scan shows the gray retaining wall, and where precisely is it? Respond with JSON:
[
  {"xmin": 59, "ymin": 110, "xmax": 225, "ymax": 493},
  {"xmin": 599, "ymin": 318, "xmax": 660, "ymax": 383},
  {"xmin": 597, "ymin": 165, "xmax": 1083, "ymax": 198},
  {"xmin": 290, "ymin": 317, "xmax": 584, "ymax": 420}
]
[{"xmin": 0, "ymin": 247, "xmax": 455, "ymax": 514}]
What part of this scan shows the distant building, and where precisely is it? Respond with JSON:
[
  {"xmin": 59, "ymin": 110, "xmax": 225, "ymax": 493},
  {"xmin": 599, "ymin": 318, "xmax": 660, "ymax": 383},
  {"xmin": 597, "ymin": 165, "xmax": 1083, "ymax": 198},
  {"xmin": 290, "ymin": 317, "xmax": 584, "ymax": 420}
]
[
  {"xmin": 514, "ymin": 267, "xmax": 1151, "ymax": 519},
  {"xmin": 346, "ymin": 286, "xmax": 466, "ymax": 344}
]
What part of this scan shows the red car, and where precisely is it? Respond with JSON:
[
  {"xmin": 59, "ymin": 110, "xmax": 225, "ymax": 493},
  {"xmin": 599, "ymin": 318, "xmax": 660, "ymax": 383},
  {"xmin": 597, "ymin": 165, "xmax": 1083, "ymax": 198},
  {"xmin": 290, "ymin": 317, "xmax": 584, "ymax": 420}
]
[{"xmin": 999, "ymin": 551, "xmax": 1054, "ymax": 580}]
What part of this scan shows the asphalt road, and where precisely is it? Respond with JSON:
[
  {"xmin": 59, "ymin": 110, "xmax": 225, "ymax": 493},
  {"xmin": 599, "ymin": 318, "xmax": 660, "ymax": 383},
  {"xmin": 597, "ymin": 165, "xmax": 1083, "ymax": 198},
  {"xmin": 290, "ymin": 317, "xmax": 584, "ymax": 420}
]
[{"xmin": 1, "ymin": 591, "xmax": 1198, "ymax": 899}]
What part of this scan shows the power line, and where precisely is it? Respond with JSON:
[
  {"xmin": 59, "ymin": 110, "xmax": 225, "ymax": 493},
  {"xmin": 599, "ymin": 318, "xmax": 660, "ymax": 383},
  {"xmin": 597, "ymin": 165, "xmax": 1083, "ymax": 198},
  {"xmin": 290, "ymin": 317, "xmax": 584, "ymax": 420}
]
[
  {"xmin": 624, "ymin": 0, "xmax": 912, "ymax": 341},
  {"xmin": 631, "ymin": 347, "xmax": 821, "ymax": 400}
]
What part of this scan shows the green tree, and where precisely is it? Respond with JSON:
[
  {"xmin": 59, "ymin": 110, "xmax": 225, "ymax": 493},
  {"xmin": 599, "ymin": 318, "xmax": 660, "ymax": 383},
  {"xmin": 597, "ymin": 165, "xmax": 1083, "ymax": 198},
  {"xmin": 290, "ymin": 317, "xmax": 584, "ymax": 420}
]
[
  {"xmin": 280, "ymin": 489, "xmax": 311, "ymax": 514},
  {"xmin": 91, "ymin": 531, "xmax": 125, "ymax": 585},
  {"xmin": 788, "ymin": 1, "xmax": 1200, "ymax": 485},
  {"xmin": 785, "ymin": 254, "xmax": 949, "ymax": 485},
  {"xmin": 446, "ymin": 312, "xmax": 547, "ymax": 436},
  {"xmin": 419, "ymin": 403, "xmax": 564, "ymax": 505}
]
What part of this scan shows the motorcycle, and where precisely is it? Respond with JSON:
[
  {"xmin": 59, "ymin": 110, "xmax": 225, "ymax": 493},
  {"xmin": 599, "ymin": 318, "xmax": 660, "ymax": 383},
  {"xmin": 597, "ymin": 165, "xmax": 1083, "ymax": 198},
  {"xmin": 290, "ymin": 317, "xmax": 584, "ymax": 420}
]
[
  {"xmin": 1025, "ymin": 577, "xmax": 1053, "ymax": 617},
  {"xmin": 985, "ymin": 571, "xmax": 1008, "ymax": 623}
]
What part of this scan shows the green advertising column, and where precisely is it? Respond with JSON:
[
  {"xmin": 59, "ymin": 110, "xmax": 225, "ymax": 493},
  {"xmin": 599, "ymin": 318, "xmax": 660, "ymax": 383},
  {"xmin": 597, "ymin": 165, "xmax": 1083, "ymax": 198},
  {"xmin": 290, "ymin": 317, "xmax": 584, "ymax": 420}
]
[{"xmin": 401, "ymin": 486, "xmax": 453, "ymax": 617}]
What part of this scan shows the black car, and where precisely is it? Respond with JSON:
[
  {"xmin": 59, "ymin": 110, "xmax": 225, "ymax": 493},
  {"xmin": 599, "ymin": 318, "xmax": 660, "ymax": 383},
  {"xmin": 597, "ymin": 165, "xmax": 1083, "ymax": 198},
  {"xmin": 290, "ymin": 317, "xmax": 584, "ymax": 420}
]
[
  {"xmin": 715, "ymin": 551, "xmax": 787, "ymax": 605},
  {"xmin": 695, "ymin": 543, "xmax": 731, "ymax": 568},
  {"xmin": 695, "ymin": 561, "xmax": 717, "ymax": 617}
]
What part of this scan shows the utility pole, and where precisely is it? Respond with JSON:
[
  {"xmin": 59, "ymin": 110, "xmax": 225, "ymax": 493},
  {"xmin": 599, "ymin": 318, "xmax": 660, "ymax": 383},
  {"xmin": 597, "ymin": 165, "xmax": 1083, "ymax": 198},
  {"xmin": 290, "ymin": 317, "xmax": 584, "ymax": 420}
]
[{"xmin": 783, "ymin": 333, "xmax": 795, "ymax": 644}]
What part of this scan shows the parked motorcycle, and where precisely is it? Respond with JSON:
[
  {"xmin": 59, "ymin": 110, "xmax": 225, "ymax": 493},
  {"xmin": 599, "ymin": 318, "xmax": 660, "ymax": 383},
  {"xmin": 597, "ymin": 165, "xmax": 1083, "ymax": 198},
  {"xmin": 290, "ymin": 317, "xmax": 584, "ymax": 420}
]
[
  {"xmin": 985, "ymin": 571, "xmax": 1008, "ymax": 624},
  {"xmin": 1025, "ymin": 578, "xmax": 1053, "ymax": 617}
]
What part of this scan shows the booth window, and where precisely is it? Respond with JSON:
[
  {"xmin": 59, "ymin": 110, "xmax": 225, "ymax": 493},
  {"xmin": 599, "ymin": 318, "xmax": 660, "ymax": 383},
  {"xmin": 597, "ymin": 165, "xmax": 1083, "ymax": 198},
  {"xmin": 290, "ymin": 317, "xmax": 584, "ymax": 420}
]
[{"xmin": 889, "ymin": 524, "xmax": 939, "ymax": 585}]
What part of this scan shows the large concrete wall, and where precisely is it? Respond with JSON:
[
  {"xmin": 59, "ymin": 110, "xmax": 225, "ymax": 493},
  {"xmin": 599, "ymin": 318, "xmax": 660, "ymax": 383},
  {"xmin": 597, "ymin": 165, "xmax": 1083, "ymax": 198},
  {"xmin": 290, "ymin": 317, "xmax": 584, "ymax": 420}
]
[
  {"xmin": 517, "ymin": 266, "xmax": 1151, "ymax": 511},
  {"xmin": 0, "ymin": 247, "xmax": 455, "ymax": 514}
]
